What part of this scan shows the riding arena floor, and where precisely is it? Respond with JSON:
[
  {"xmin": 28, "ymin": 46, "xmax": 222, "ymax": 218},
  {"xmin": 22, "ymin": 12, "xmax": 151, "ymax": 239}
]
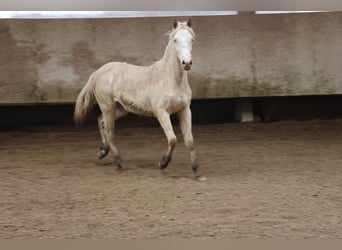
[{"xmin": 1, "ymin": 119, "xmax": 342, "ymax": 239}]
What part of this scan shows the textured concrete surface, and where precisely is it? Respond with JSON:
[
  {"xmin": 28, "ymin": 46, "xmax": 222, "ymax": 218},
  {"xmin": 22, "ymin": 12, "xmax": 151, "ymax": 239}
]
[{"xmin": 0, "ymin": 12, "xmax": 342, "ymax": 103}]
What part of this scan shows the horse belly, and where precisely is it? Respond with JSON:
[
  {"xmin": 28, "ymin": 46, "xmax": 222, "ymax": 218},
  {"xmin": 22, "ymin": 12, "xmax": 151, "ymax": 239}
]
[{"xmin": 115, "ymin": 94, "xmax": 154, "ymax": 117}]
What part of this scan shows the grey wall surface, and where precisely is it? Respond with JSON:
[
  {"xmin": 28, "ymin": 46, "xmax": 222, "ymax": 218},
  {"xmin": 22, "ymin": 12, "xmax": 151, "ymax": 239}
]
[{"xmin": 1, "ymin": 12, "xmax": 342, "ymax": 104}]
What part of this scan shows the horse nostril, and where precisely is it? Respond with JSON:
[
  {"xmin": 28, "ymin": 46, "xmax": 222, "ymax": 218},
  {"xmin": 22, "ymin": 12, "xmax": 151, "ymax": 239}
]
[
  {"xmin": 182, "ymin": 60, "xmax": 186, "ymax": 65},
  {"xmin": 189, "ymin": 60, "xmax": 192, "ymax": 65}
]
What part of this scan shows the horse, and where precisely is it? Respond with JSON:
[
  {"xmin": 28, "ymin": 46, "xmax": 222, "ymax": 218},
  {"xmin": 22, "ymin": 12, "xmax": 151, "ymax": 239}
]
[{"xmin": 74, "ymin": 19, "xmax": 205, "ymax": 180}]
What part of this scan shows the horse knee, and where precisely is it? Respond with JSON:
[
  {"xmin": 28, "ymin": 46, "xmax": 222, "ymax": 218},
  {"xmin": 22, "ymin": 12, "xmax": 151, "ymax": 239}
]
[
  {"xmin": 185, "ymin": 140, "xmax": 194, "ymax": 150},
  {"xmin": 169, "ymin": 136, "xmax": 177, "ymax": 147}
]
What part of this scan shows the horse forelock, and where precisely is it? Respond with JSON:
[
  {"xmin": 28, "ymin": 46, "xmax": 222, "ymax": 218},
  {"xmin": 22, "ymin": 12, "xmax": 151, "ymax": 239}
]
[{"xmin": 165, "ymin": 22, "xmax": 196, "ymax": 42}]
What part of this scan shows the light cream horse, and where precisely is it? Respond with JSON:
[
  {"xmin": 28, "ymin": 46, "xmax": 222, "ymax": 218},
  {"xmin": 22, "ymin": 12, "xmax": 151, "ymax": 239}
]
[{"xmin": 74, "ymin": 19, "xmax": 204, "ymax": 179}]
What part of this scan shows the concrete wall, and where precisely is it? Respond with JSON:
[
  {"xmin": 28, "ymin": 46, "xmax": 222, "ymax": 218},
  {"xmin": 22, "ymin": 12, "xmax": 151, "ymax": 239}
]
[{"xmin": 1, "ymin": 12, "xmax": 342, "ymax": 104}]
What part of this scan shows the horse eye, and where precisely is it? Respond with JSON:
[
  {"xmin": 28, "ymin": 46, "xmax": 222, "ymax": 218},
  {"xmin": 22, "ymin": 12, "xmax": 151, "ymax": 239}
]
[{"xmin": 173, "ymin": 39, "xmax": 177, "ymax": 43}]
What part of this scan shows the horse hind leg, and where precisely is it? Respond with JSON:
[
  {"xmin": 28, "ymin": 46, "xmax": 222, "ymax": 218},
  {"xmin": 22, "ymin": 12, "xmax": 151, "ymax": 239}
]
[
  {"xmin": 97, "ymin": 114, "xmax": 110, "ymax": 159},
  {"xmin": 97, "ymin": 104, "xmax": 127, "ymax": 160},
  {"xmin": 98, "ymin": 102, "xmax": 124, "ymax": 169}
]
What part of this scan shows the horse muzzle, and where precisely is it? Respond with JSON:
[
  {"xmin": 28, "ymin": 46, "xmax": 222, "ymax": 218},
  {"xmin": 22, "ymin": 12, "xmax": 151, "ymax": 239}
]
[{"xmin": 182, "ymin": 60, "xmax": 192, "ymax": 71}]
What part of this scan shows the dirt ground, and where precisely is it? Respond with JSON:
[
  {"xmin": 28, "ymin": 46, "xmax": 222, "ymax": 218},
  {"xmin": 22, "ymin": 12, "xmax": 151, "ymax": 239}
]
[{"xmin": 1, "ymin": 119, "xmax": 342, "ymax": 239}]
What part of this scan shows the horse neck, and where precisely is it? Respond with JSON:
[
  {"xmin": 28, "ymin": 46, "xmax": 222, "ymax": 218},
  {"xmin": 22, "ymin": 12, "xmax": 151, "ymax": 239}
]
[{"xmin": 159, "ymin": 41, "xmax": 186, "ymax": 83}]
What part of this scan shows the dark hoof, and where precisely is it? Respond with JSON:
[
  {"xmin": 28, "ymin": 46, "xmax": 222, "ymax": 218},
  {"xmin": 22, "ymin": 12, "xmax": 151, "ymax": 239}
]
[
  {"xmin": 192, "ymin": 163, "xmax": 199, "ymax": 173},
  {"xmin": 114, "ymin": 155, "xmax": 124, "ymax": 169},
  {"xmin": 98, "ymin": 145, "xmax": 109, "ymax": 159},
  {"xmin": 192, "ymin": 164, "xmax": 206, "ymax": 180},
  {"xmin": 159, "ymin": 155, "xmax": 171, "ymax": 169}
]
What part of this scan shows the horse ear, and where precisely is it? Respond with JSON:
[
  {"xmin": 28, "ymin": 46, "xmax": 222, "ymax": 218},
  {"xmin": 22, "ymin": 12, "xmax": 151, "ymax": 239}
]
[
  {"xmin": 187, "ymin": 18, "xmax": 192, "ymax": 27},
  {"xmin": 172, "ymin": 19, "xmax": 178, "ymax": 29}
]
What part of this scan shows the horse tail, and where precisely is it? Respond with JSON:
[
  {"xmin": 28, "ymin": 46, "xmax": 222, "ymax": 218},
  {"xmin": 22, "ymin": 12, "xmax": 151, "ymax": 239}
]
[{"xmin": 74, "ymin": 72, "xmax": 96, "ymax": 125}]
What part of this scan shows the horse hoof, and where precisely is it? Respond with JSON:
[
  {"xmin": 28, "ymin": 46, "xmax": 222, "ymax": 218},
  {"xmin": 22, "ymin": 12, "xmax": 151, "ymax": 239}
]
[
  {"xmin": 98, "ymin": 145, "xmax": 110, "ymax": 159},
  {"xmin": 116, "ymin": 166, "xmax": 123, "ymax": 173},
  {"xmin": 159, "ymin": 155, "xmax": 171, "ymax": 169},
  {"xmin": 159, "ymin": 162, "xmax": 167, "ymax": 169},
  {"xmin": 114, "ymin": 155, "xmax": 124, "ymax": 169},
  {"xmin": 117, "ymin": 163, "xmax": 123, "ymax": 170},
  {"xmin": 98, "ymin": 150, "xmax": 108, "ymax": 159},
  {"xmin": 197, "ymin": 176, "xmax": 207, "ymax": 181}
]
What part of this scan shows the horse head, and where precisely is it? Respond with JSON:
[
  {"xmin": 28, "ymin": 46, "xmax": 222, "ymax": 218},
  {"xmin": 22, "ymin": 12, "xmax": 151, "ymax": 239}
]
[{"xmin": 171, "ymin": 19, "xmax": 195, "ymax": 71}]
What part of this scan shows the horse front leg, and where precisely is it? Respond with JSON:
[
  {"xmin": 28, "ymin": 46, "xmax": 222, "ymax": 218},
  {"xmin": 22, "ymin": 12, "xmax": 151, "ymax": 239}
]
[
  {"xmin": 178, "ymin": 106, "xmax": 205, "ymax": 180},
  {"xmin": 156, "ymin": 110, "xmax": 177, "ymax": 170}
]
